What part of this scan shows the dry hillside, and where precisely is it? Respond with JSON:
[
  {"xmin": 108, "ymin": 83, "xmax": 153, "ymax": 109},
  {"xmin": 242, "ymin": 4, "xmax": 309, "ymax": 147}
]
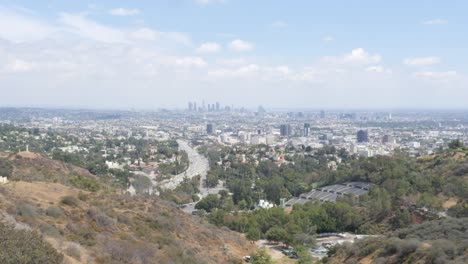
[{"xmin": 0, "ymin": 153, "xmax": 254, "ymax": 264}]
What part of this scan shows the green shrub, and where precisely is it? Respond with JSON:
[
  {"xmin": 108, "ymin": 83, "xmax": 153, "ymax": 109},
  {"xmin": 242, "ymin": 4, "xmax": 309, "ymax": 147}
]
[
  {"xmin": 45, "ymin": 206, "xmax": 63, "ymax": 218},
  {"xmin": 87, "ymin": 207, "xmax": 115, "ymax": 227},
  {"xmin": 67, "ymin": 223, "xmax": 96, "ymax": 246},
  {"xmin": 17, "ymin": 203, "xmax": 37, "ymax": 218},
  {"xmin": 251, "ymin": 248, "xmax": 273, "ymax": 264},
  {"xmin": 61, "ymin": 196, "xmax": 79, "ymax": 207},
  {"xmin": 68, "ymin": 175, "xmax": 100, "ymax": 192},
  {"xmin": 0, "ymin": 223, "xmax": 63, "ymax": 264},
  {"xmin": 40, "ymin": 224, "xmax": 61, "ymax": 237},
  {"xmin": 65, "ymin": 243, "xmax": 81, "ymax": 260}
]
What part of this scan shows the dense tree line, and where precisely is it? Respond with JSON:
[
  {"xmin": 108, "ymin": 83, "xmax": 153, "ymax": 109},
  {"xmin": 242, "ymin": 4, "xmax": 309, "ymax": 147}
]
[{"xmin": 194, "ymin": 143, "xmax": 467, "ymax": 249}]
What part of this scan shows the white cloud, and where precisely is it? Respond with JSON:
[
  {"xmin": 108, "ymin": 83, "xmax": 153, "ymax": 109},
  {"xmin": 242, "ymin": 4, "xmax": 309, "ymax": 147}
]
[
  {"xmin": 60, "ymin": 13, "xmax": 127, "ymax": 43},
  {"xmin": 216, "ymin": 58, "xmax": 247, "ymax": 66},
  {"xmin": 59, "ymin": 14, "xmax": 191, "ymax": 46},
  {"xmin": 414, "ymin": 71, "xmax": 457, "ymax": 80},
  {"xmin": 196, "ymin": 42, "xmax": 221, "ymax": 54},
  {"xmin": 365, "ymin": 65, "xmax": 391, "ymax": 74},
  {"xmin": 129, "ymin": 28, "xmax": 159, "ymax": 41},
  {"xmin": 403, "ymin": 57, "xmax": 440, "ymax": 66},
  {"xmin": 344, "ymin": 48, "xmax": 381, "ymax": 64},
  {"xmin": 323, "ymin": 48, "xmax": 381, "ymax": 65},
  {"xmin": 175, "ymin": 57, "xmax": 207, "ymax": 67},
  {"xmin": 3, "ymin": 59, "xmax": 35, "ymax": 73},
  {"xmin": 208, "ymin": 64, "xmax": 259, "ymax": 78},
  {"xmin": 323, "ymin": 35, "xmax": 334, "ymax": 42},
  {"xmin": 423, "ymin": 18, "xmax": 448, "ymax": 25},
  {"xmin": 271, "ymin": 20, "xmax": 287, "ymax": 28},
  {"xmin": 162, "ymin": 32, "xmax": 192, "ymax": 46},
  {"xmin": 194, "ymin": 0, "xmax": 225, "ymax": 5},
  {"xmin": 275, "ymin": 66, "xmax": 290, "ymax": 75},
  {"xmin": 0, "ymin": 9, "xmax": 55, "ymax": 42},
  {"xmin": 109, "ymin": 8, "xmax": 140, "ymax": 16},
  {"xmin": 229, "ymin": 39, "xmax": 254, "ymax": 52},
  {"xmin": 0, "ymin": 8, "xmax": 465, "ymax": 109}
]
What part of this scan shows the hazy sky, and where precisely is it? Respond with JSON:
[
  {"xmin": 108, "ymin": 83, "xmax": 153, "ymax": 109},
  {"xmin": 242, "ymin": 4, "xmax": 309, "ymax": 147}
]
[{"xmin": 0, "ymin": 0, "xmax": 467, "ymax": 109}]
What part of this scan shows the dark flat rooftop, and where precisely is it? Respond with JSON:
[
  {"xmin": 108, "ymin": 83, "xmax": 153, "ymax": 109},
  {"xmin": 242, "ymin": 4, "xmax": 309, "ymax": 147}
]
[{"xmin": 286, "ymin": 182, "xmax": 371, "ymax": 206}]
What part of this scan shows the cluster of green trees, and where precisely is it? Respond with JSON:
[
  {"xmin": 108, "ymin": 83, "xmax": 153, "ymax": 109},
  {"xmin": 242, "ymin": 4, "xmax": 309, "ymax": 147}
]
[
  {"xmin": 206, "ymin": 141, "xmax": 466, "ymax": 214},
  {"xmin": 52, "ymin": 148, "xmax": 109, "ymax": 175},
  {"xmin": 195, "ymin": 191, "xmax": 234, "ymax": 212},
  {"xmin": 201, "ymin": 200, "xmax": 364, "ymax": 248},
  {"xmin": 326, "ymin": 150, "xmax": 467, "ymax": 212},
  {"xmin": 160, "ymin": 176, "xmax": 201, "ymax": 204},
  {"xmin": 52, "ymin": 138, "xmax": 189, "ymax": 188},
  {"xmin": 193, "ymin": 142, "xmax": 467, "ymax": 253},
  {"xmin": 158, "ymin": 151, "xmax": 189, "ymax": 176},
  {"xmin": 199, "ymin": 144, "xmax": 336, "ymax": 209},
  {"xmin": 0, "ymin": 159, "xmax": 13, "ymax": 177}
]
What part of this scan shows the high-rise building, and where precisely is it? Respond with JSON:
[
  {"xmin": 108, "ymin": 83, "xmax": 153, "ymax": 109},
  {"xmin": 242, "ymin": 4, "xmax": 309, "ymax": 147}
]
[
  {"xmin": 280, "ymin": 124, "xmax": 291, "ymax": 137},
  {"xmin": 357, "ymin": 130, "xmax": 369, "ymax": 143},
  {"xmin": 382, "ymin": 135, "xmax": 395, "ymax": 144},
  {"xmin": 216, "ymin": 102, "xmax": 220, "ymax": 111},
  {"xmin": 206, "ymin": 123, "xmax": 215, "ymax": 134},
  {"xmin": 193, "ymin": 102, "xmax": 197, "ymax": 111},
  {"xmin": 303, "ymin": 123, "xmax": 311, "ymax": 137},
  {"xmin": 188, "ymin": 102, "xmax": 193, "ymax": 111},
  {"xmin": 320, "ymin": 110, "xmax": 326, "ymax": 119}
]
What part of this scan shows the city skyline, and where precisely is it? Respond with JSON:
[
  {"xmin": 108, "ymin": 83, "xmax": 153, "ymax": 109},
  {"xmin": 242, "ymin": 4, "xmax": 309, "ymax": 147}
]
[{"xmin": 0, "ymin": 1, "xmax": 467, "ymax": 109}]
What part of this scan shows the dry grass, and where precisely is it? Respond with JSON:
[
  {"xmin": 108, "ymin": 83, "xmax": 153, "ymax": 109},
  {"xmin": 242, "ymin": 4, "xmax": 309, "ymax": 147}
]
[
  {"xmin": 443, "ymin": 197, "xmax": 458, "ymax": 209},
  {"xmin": 0, "ymin": 154, "xmax": 255, "ymax": 263},
  {"xmin": 0, "ymin": 180, "xmax": 253, "ymax": 263}
]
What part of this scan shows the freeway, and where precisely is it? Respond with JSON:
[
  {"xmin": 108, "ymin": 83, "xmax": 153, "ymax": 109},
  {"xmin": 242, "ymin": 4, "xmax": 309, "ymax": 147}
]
[
  {"xmin": 155, "ymin": 139, "xmax": 227, "ymax": 214},
  {"xmin": 158, "ymin": 140, "xmax": 209, "ymax": 190}
]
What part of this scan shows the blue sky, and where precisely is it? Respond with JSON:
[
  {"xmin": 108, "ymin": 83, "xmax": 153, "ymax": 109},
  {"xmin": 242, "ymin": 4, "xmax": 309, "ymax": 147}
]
[{"xmin": 0, "ymin": 0, "xmax": 467, "ymax": 109}]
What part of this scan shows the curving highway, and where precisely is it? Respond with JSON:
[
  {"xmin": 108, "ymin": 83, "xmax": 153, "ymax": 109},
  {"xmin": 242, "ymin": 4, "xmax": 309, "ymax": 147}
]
[{"xmin": 158, "ymin": 140, "xmax": 209, "ymax": 190}]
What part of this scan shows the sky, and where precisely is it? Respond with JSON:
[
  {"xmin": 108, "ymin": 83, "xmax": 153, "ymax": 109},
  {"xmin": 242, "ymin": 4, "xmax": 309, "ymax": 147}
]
[{"xmin": 0, "ymin": 0, "xmax": 467, "ymax": 110}]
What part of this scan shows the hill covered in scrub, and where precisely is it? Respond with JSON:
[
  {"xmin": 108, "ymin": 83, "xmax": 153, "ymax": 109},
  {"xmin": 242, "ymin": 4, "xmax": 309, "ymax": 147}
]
[
  {"xmin": 0, "ymin": 153, "xmax": 254, "ymax": 264},
  {"xmin": 0, "ymin": 151, "xmax": 102, "ymax": 191},
  {"xmin": 324, "ymin": 217, "xmax": 468, "ymax": 264}
]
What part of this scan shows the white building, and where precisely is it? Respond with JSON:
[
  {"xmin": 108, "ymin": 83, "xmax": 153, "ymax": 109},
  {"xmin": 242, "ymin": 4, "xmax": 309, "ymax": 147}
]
[
  {"xmin": 256, "ymin": 199, "xmax": 274, "ymax": 209},
  {"xmin": 266, "ymin": 134, "xmax": 277, "ymax": 145},
  {"xmin": 0, "ymin": 176, "xmax": 8, "ymax": 184}
]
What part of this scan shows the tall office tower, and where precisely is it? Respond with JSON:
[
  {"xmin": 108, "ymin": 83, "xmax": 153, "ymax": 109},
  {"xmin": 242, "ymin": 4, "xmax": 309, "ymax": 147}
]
[
  {"xmin": 206, "ymin": 124, "xmax": 215, "ymax": 134},
  {"xmin": 303, "ymin": 123, "xmax": 311, "ymax": 137},
  {"xmin": 280, "ymin": 124, "xmax": 291, "ymax": 137},
  {"xmin": 193, "ymin": 102, "xmax": 197, "ymax": 111},
  {"xmin": 188, "ymin": 102, "xmax": 193, "ymax": 111},
  {"xmin": 216, "ymin": 102, "xmax": 220, "ymax": 111},
  {"xmin": 382, "ymin": 135, "xmax": 395, "ymax": 144},
  {"xmin": 357, "ymin": 130, "xmax": 369, "ymax": 143},
  {"xmin": 320, "ymin": 110, "xmax": 326, "ymax": 119},
  {"xmin": 202, "ymin": 100, "xmax": 206, "ymax": 111},
  {"xmin": 207, "ymin": 104, "xmax": 211, "ymax": 111}
]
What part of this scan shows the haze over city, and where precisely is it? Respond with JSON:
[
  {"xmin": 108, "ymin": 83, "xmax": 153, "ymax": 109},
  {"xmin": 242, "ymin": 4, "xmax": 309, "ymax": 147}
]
[
  {"xmin": 1, "ymin": 0, "xmax": 467, "ymax": 109},
  {"xmin": 1, "ymin": 1, "xmax": 468, "ymax": 264}
]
